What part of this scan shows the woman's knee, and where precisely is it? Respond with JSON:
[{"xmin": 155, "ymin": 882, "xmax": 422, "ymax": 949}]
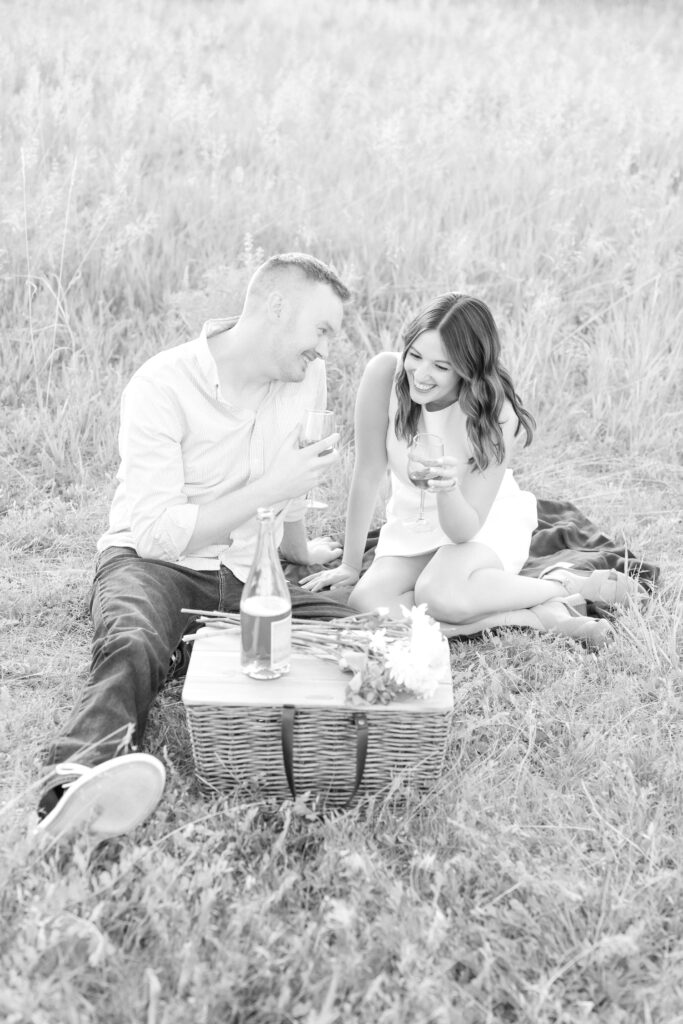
[
  {"xmin": 414, "ymin": 581, "xmax": 467, "ymax": 622},
  {"xmin": 415, "ymin": 544, "xmax": 502, "ymax": 622},
  {"xmin": 414, "ymin": 567, "xmax": 474, "ymax": 622},
  {"xmin": 348, "ymin": 582, "xmax": 380, "ymax": 613}
]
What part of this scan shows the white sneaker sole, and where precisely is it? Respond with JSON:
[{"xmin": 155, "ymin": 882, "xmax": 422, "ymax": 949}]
[{"xmin": 36, "ymin": 753, "xmax": 166, "ymax": 841}]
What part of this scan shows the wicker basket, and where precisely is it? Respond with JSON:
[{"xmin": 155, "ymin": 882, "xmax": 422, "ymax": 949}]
[{"xmin": 182, "ymin": 627, "xmax": 454, "ymax": 808}]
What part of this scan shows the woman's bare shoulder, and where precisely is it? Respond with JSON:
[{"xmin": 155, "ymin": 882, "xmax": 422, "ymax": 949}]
[
  {"xmin": 355, "ymin": 352, "xmax": 399, "ymax": 429},
  {"xmin": 362, "ymin": 350, "xmax": 400, "ymax": 381}
]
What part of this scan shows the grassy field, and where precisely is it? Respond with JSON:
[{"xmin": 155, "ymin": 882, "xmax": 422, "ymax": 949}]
[{"xmin": 1, "ymin": 0, "xmax": 682, "ymax": 1020}]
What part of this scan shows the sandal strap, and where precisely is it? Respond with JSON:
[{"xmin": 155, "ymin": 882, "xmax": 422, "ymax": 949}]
[{"xmin": 540, "ymin": 567, "xmax": 576, "ymax": 596}]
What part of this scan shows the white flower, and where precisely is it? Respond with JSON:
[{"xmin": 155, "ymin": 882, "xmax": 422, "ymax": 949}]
[
  {"xmin": 339, "ymin": 650, "xmax": 367, "ymax": 673},
  {"xmin": 342, "ymin": 603, "xmax": 449, "ymax": 705},
  {"xmin": 382, "ymin": 605, "xmax": 447, "ymax": 699},
  {"xmin": 368, "ymin": 629, "xmax": 389, "ymax": 656},
  {"xmin": 384, "ymin": 642, "xmax": 439, "ymax": 698}
]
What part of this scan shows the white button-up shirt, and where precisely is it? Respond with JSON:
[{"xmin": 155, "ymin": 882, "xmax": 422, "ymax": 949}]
[{"xmin": 98, "ymin": 319, "xmax": 326, "ymax": 580}]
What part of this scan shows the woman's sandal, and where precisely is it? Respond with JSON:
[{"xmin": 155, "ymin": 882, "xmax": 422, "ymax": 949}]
[
  {"xmin": 530, "ymin": 596, "xmax": 615, "ymax": 650},
  {"xmin": 438, "ymin": 598, "xmax": 612, "ymax": 650},
  {"xmin": 540, "ymin": 561, "xmax": 647, "ymax": 607}
]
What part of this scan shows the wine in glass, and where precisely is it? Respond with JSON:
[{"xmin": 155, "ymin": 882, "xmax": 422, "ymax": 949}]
[
  {"xmin": 300, "ymin": 408, "xmax": 336, "ymax": 510},
  {"xmin": 405, "ymin": 433, "xmax": 444, "ymax": 531}
]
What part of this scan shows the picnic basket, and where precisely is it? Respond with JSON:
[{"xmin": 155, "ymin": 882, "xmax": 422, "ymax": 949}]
[{"xmin": 181, "ymin": 627, "xmax": 454, "ymax": 808}]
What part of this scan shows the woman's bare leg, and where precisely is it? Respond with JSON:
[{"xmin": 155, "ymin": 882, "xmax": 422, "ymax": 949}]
[
  {"xmin": 348, "ymin": 544, "xmax": 611, "ymax": 647},
  {"xmin": 414, "ymin": 542, "xmax": 568, "ymax": 623},
  {"xmin": 349, "ymin": 553, "xmax": 433, "ymax": 616}
]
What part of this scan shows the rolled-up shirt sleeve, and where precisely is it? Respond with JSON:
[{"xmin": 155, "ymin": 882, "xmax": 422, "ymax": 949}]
[{"xmin": 118, "ymin": 375, "xmax": 199, "ymax": 561}]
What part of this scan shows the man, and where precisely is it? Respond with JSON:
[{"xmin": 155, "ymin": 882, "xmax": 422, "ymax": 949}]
[{"xmin": 37, "ymin": 253, "xmax": 353, "ymax": 841}]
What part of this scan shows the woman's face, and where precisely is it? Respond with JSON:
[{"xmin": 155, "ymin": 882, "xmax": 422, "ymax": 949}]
[{"xmin": 403, "ymin": 330, "xmax": 459, "ymax": 409}]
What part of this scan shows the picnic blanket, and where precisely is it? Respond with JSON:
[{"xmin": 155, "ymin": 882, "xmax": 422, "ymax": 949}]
[
  {"xmin": 517, "ymin": 497, "xmax": 658, "ymax": 591},
  {"xmin": 285, "ymin": 497, "xmax": 659, "ymax": 634},
  {"xmin": 168, "ymin": 498, "xmax": 660, "ymax": 680}
]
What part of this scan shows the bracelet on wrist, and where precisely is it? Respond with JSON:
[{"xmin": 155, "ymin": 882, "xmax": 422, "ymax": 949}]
[{"xmin": 342, "ymin": 560, "xmax": 362, "ymax": 574}]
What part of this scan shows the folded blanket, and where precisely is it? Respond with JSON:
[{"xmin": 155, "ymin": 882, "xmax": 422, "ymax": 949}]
[{"xmin": 518, "ymin": 497, "xmax": 659, "ymax": 591}]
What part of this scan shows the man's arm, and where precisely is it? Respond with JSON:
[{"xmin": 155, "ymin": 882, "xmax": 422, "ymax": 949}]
[
  {"xmin": 278, "ymin": 518, "xmax": 342, "ymax": 567},
  {"xmin": 120, "ymin": 376, "xmax": 338, "ymax": 560},
  {"xmin": 190, "ymin": 356, "xmax": 334, "ymax": 554},
  {"xmin": 187, "ymin": 429, "xmax": 339, "ymax": 554}
]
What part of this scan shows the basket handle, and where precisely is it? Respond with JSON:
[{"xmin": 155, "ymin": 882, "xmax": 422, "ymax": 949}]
[{"xmin": 280, "ymin": 705, "xmax": 369, "ymax": 808}]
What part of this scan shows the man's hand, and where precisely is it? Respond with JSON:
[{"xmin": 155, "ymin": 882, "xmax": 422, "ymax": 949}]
[
  {"xmin": 265, "ymin": 427, "xmax": 340, "ymax": 503},
  {"xmin": 300, "ymin": 562, "xmax": 360, "ymax": 592},
  {"xmin": 305, "ymin": 535, "xmax": 343, "ymax": 566},
  {"xmin": 280, "ymin": 522, "xmax": 341, "ymax": 568}
]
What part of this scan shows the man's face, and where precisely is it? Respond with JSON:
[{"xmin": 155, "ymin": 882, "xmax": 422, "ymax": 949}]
[{"xmin": 270, "ymin": 282, "xmax": 344, "ymax": 382}]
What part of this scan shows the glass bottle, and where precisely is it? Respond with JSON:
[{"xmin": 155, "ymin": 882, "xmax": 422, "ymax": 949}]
[{"xmin": 240, "ymin": 507, "xmax": 292, "ymax": 679}]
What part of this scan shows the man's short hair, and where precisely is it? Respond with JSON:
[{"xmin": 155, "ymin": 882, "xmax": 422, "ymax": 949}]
[{"xmin": 249, "ymin": 253, "xmax": 350, "ymax": 303}]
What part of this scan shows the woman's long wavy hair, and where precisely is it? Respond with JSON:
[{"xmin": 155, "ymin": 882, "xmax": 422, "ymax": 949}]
[{"xmin": 394, "ymin": 293, "xmax": 535, "ymax": 470}]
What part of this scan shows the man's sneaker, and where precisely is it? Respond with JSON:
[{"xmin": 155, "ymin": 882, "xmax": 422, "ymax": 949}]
[{"xmin": 36, "ymin": 753, "xmax": 166, "ymax": 841}]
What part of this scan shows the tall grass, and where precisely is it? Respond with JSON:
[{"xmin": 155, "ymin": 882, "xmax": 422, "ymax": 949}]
[
  {"xmin": 1, "ymin": 1, "xmax": 682, "ymax": 1021},
  {"xmin": 2, "ymin": 0, "xmax": 681, "ymax": 492}
]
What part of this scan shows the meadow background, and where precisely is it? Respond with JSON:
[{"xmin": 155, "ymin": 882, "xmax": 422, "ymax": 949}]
[{"xmin": 1, "ymin": 0, "xmax": 682, "ymax": 1020}]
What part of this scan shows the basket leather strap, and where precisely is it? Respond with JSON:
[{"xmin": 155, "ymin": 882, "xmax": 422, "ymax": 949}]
[
  {"xmin": 352, "ymin": 713, "xmax": 369, "ymax": 802},
  {"xmin": 281, "ymin": 705, "xmax": 297, "ymax": 799},
  {"xmin": 280, "ymin": 705, "xmax": 369, "ymax": 807}
]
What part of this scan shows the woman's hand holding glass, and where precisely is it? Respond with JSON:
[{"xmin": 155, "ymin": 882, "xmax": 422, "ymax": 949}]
[
  {"xmin": 404, "ymin": 433, "xmax": 444, "ymax": 530},
  {"xmin": 425, "ymin": 455, "xmax": 461, "ymax": 493}
]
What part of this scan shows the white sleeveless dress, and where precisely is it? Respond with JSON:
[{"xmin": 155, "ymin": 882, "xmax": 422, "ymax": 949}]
[{"xmin": 375, "ymin": 385, "xmax": 538, "ymax": 574}]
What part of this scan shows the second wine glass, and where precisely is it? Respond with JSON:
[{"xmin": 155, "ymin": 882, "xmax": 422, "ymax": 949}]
[
  {"xmin": 300, "ymin": 408, "xmax": 336, "ymax": 510},
  {"xmin": 404, "ymin": 432, "xmax": 444, "ymax": 531}
]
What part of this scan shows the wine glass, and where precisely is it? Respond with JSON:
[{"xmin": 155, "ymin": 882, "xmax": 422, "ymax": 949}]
[
  {"xmin": 300, "ymin": 408, "xmax": 336, "ymax": 510},
  {"xmin": 404, "ymin": 433, "xmax": 444, "ymax": 531}
]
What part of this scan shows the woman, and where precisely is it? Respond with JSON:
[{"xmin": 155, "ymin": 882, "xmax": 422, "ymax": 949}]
[{"xmin": 302, "ymin": 294, "xmax": 643, "ymax": 646}]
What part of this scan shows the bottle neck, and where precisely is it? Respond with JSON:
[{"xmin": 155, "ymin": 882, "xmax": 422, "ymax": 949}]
[
  {"xmin": 254, "ymin": 514, "xmax": 276, "ymax": 562},
  {"xmin": 242, "ymin": 509, "xmax": 290, "ymax": 605}
]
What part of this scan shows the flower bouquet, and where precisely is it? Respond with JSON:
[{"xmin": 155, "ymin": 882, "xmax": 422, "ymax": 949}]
[
  {"xmin": 181, "ymin": 604, "xmax": 450, "ymax": 706},
  {"xmin": 337, "ymin": 605, "xmax": 449, "ymax": 705}
]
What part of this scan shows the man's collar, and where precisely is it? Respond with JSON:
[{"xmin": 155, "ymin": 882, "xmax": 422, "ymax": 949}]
[{"xmin": 195, "ymin": 317, "xmax": 239, "ymax": 388}]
